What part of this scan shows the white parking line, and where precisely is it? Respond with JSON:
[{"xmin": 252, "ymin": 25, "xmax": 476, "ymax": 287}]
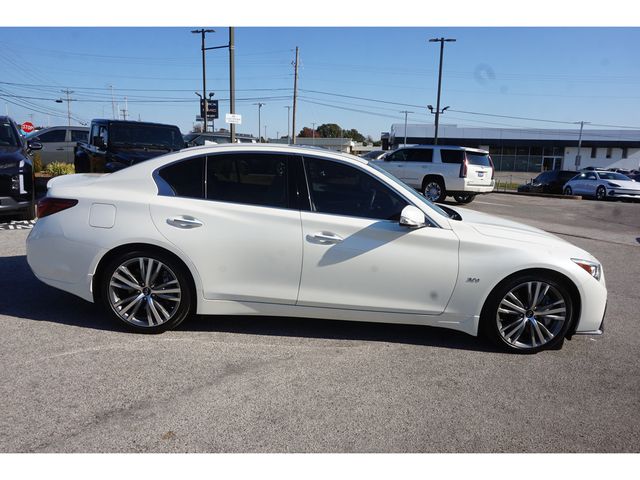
[{"xmin": 473, "ymin": 201, "xmax": 512, "ymax": 207}]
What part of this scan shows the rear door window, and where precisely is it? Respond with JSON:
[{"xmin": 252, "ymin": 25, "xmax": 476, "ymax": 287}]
[
  {"xmin": 407, "ymin": 149, "xmax": 433, "ymax": 162},
  {"xmin": 71, "ymin": 129, "xmax": 88, "ymax": 142}
]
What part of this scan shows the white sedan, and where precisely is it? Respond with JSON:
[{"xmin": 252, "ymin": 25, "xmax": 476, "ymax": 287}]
[
  {"xmin": 563, "ymin": 170, "xmax": 640, "ymax": 200},
  {"xmin": 26, "ymin": 144, "xmax": 607, "ymax": 353}
]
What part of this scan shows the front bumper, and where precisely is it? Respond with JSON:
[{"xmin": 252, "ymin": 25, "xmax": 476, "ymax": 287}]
[{"xmin": 0, "ymin": 196, "xmax": 31, "ymax": 213}]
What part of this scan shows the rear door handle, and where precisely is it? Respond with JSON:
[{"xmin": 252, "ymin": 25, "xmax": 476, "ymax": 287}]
[
  {"xmin": 310, "ymin": 231, "xmax": 343, "ymax": 244},
  {"xmin": 166, "ymin": 216, "xmax": 203, "ymax": 229},
  {"xmin": 55, "ymin": 148, "xmax": 65, "ymax": 151}
]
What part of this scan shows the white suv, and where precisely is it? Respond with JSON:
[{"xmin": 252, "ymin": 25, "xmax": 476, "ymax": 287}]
[{"xmin": 373, "ymin": 145, "xmax": 495, "ymax": 204}]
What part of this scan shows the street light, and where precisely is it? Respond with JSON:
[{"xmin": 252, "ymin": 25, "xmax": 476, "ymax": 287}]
[
  {"xmin": 191, "ymin": 29, "xmax": 215, "ymax": 134},
  {"xmin": 428, "ymin": 37, "xmax": 456, "ymax": 145},
  {"xmin": 253, "ymin": 102, "xmax": 265, "ymax": 142}
]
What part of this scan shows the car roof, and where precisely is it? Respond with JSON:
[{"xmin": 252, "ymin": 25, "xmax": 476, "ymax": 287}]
[{"xmin": 395, "ymin": 144, "xmax": 488, "ymax": 153}]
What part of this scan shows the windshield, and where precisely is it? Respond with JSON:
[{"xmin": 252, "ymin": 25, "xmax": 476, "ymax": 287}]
[
  {"xmin": 110, "ymin": 124, "xmax": 184, "ymax": 150},
  {"xmin": 183, "ymin": 133, "xmax": 199, "ymax": 143},
  {"xmin": 0, "ymin": 121, "xmax": 20, "ymax": 147},
  {"xmin": 598, "ymin": 172, "xmax": 631, "ymax": 181},
  {"xmin": 367, "ymin": 160, "xmax": 451, "ymax": 220}
]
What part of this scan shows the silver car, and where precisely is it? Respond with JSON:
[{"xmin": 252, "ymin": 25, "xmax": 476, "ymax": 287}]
[
  {"xmin": 563, "ymin": 170, "xmax": 640, "ymax": 201},
  {"xmin": 26, "ymin": 126, "xmax": 89, "ymax": 166}
]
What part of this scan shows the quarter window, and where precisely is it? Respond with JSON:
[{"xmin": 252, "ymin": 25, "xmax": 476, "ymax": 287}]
[
  {"xmin": 440, "ymin": 150, "xmax": 465, "ymax": 164},
  {"xmin": 304, "ymin": 157, "xmax": 408, "ymax": 221}
]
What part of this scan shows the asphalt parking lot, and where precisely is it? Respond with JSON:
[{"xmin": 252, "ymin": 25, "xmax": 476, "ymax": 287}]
[{"xmin": 0, "ymin": 193, "xmax": 638, "ymax": 453}]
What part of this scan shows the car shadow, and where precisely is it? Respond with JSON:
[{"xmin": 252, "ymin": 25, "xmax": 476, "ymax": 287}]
[{"xmin": 0, "ymin": 254, "xmax": 500, "ymax": 353}]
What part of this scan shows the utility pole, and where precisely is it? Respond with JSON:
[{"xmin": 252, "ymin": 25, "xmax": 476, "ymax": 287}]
[
  {"xmin": 292, "ymin": 47, "xmax": 299, "ymax": 145},
  {"xmin": 284, "ymin": 106, "xmax": 291, "ymax": 144},
  {"xmin": 428, "ymin": 37, "xmax": 456, "ymax": 145},
  {"xmin": 229, "ymin": 27, "xmax": 236, "ymax": 143},
  {"xmin": 264, "ymin": 125, "xmax": 267, "ymax": 142},
  {"xmin": 400, "ymin": 110, "xmax": 413, "ymax": 146},
  {"xmin": 574, "ymin": 121, "xmax": 590, "ymax": 170},
  {"xmin": 312, "ymin": 122, "xmax": 316, "ymax": 144},
  {"xmin": 191, "ymin": 28, "xmax": 215, "ymax": 133},
  {"xmin": 254, "ymin": 102, "xmax": 265, "ymax": 142},
  {"xmin": 56, "ymin": 89, "xmax": 76, "ymax": 127},
  {"xmin": 109, "ymin": 84, "xmax": 116, "ymax": 118}
]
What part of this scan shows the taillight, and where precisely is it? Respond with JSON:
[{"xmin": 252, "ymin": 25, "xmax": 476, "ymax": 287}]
[
  {"xmin": 37, "ymin": 198, "xmax": 78, "ymax": 218},
  {"xmin": 460, "ymin": 159, "xmax": 468, "ymax": 178},
  {"xmin": 488, "ymin": 155, "xmax": 495, "ymax": 179}
]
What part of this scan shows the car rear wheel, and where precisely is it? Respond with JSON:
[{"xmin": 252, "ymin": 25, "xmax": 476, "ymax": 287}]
[
  {"xmin": 100, "ymin": 250, "xmax": 194, "ymax": 333},
  {"xmin": 481, "ymin": 273, "xmax": 574, "ymax": 353},
  {"xmin": 453, "ymin": 193, "xmax": 476, "ymax": 204},
  {"xmin": 596, "ymin": 186, "xmax": 607, "ymax": 201},
  {"xmin": 563, "ymin": 186, "xmax": 573, "ymax": 195},
  {"xmin": 423, "ymin": 178, "xmax": 446, "ymax": 203}
]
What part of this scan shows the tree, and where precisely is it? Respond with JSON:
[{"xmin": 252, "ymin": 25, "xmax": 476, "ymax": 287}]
[
  {"xmin": 298, "ymin": 127, "xmax": 316, "ymax": 138},
  {"xmin": 316, "ymin": 123, "xmax": 341, "ymax": 138}
]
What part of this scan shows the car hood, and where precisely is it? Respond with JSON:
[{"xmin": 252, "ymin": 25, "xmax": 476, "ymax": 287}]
[
  {"xmin": 0, "ymin": 146, "xmax": 26, "ymax": 164},
  {"xmin": 451, "ymin": 206, "xmax": 570, "ymax": 245}
]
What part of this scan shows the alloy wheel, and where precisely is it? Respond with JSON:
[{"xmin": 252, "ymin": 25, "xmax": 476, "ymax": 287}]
[
  {"xmin": 424, "ymin": 182, "xmax": 442, "ymax": 202},
  {"xmin": 108, "ymin": 257, "xmax": 182, "ymax": 327},
  {"xmin": 596, "ymin": 186, "xmax": 606, "ymax": 200},
  {"xmin": 495, "ymin": 281, "xmax": 567, "ymax": 350}
]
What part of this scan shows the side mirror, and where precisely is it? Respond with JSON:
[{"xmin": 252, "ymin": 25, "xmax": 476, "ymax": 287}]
[
  {"xmin": 399, "ymin": 205, "xmax": 427, "ymax": 229},
  {"xmin": 27, "ymin": 141, "xmax": 42, "ymax": 151}
]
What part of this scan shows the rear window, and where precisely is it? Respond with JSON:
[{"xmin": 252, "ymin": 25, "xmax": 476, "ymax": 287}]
[
  {"xmin": 440, "ymin": 150, "xmax": 464, "ymax": 164},
  {"xmin": 466, "ymin": 152, "xmax": 492, "ymax": 167}
]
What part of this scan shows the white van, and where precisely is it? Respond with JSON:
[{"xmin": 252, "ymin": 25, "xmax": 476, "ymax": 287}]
[{"xmin": 373, "ymin": 145, "xmax": 495, "ymax": 204}]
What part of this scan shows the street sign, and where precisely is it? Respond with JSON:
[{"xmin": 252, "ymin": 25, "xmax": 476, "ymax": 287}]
[
  {"xmin": 225, "ymin": 113, "xmax": 242, "ymax": 125},
  {"xmin": 21, "ymin": 121, "xmax": 34, "ymax": 133},
  {"xmin": 206, "ymin": 100, "xmax": 218, "ymax": 119}
]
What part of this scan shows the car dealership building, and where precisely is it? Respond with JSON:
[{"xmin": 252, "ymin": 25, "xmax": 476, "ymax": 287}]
[{"xmin": 386, "ymin": 124, "xmax": 640, "ymax": 172}]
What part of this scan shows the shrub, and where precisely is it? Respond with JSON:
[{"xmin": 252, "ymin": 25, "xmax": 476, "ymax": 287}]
[
  {"xmin": 44, "ymin": 162, "xmax": 75, "ymax": 177},
  {"xmin": 33, "ymin": 152, "xmax": 43, "ymax": 173}
]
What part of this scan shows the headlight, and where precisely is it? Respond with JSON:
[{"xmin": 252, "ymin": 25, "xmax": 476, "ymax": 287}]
[
  {"xmin": 607, "ymin": 182, "xmax": 621, "ymax": 187},
  {"xmin": 572, "ymin": 258, "xmax": 601, "ymax": 281}
]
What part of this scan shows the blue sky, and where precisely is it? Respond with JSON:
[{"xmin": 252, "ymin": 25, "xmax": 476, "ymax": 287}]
[{"xmin": 0, "ymin": 27, "xmax": 639, "ymax": 138}]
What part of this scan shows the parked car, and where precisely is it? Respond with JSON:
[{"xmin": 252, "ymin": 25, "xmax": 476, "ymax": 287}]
[
  {"xmin": 626, "ymin": 170, "xmax": 640, "ymax": 182},
  {"xmin": 25, "ymin": 126, "xmax": 88, "ymax": 166},
  {"xmin": 517, "ymin": 170, "xmax": 578, "ymax": 195},
  {"xmin": 0, "ymin": 116, "xmax": 42, "ymax": 219},
  {"xmin": 360, "ymin": 149, "xmax": 387, "ymax": 160},
  {"xmin": 75, "ymin": 119, "xmax": 184, "ymax": 173},
  {"xmin": 372, "ymin": 145, "xmax": 495, "ymax": 204},
  {"xmin": 27, "ymin": 144, "xmax": 606, "ymax": 353},
  {"xmin": 184, "ymin": 132, "xmax": 257, "ymax": 146},
  {"xmin": 563, "ymin": 170, "xmax": 640, "ymax": 201}
]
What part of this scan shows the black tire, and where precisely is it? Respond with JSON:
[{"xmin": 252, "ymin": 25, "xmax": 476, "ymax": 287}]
[
  {"xmin": 453, "ymin": 193, "xmax": 476, "ymax": 204},
  {"xmin": 423, "ymin": 177, "xmax": 446, "ymax": 203},
  {"xmin": 480, "ymin": 272, "xmax": 574, "ymax": 354},
  {"xmin": 595, "ymin": 185, "xmax": 607, "ymax": 201},
  {"xmin": 563, "ymin": 186, "xmax": 572, "ymax": 195},
  {"xmin": 100, "ymin": 249, "xmax": 194, "ymax": 333}
]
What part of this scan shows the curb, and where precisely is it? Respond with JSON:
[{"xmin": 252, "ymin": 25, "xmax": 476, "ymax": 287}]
[{"xmin": 493, "ymin": 190, "xmax": 582, "ymax": 200}]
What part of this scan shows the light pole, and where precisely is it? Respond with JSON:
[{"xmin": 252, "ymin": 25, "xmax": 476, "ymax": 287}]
[
  {"xmin": 264, "ymin": 125, "xmax": 267, "ymax": 143},
  {"xmin": 253, "ymin": 102, "xmax": 265, "ymax": 142},
  {"xmin": 400, "ymin": 110, "xmax": 413, "ymax": 146},
  {"xmin": 284, "ymin": 106, "xmax": 291, "ymax": 144},
  {"xmin": 428, "ymin": 37, "xmax": 456, "ymax": 145},
  {"xmin": 312, "ymin": 122, "xmax": 316, "ymax": 144},
  {"xmin": 191, "ymin": 29, "xmax": 215, "ymax": 134},
  {"xmin": 574, "ymin": 121, "xmax": 591, "ymax": 170}
]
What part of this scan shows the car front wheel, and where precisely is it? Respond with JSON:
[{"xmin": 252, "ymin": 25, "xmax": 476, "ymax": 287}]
[
  {"xmin": 564, "ymin": 186, "xmax": 573, "ymax": 195},
  {"xmin": 481, "ymin": 273, "xmax": 574, "ymax": 353},
  {"xmin": 596, "ymin": 185, "xmax": 607, "ymax": 201},
  {"xmin": 423, "ymin": 178, "xmax": 446, "ymax": 203},
  {"xmin": 100, "ymin": 250, "xmax": 194, "ymax": 333}
]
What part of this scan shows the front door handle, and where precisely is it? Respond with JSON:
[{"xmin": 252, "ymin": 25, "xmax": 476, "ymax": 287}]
[
  {"xmin": 166, "ymin": 216, "xmax": 203, "ymax": 229},
  {"xmin": 310, "ymin": 231, "xmax": 343, "ymax": 244},
  {"xmin": 55, "ymin": 148, "xmax": 65, "ymax": 151}
]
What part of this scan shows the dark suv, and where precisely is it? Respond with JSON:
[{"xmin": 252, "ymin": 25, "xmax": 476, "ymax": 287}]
[
  {"xmin": 517, "ymin": 170, "xmax": 578, "ymax": 195},
  {"xmin": 0, "ymin": 116, "xmax": 42, "ymax": 219}
]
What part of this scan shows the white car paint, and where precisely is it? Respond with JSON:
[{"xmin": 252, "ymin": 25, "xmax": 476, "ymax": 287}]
[{"xmin": 26, "ymin": 144, "xmax": 607, "ymax": 350}]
